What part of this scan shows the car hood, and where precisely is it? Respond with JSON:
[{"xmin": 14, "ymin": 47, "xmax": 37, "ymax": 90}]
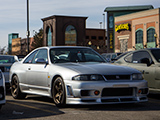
[{"xmin": 56, "ymin": 62, "xmax": 140, "ymax": 75}]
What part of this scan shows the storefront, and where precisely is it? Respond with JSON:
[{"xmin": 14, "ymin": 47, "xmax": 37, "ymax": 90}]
[
  {"xmin": 104, "ymin": 5, "xmax": 153, "ymax": 53},
  {"xmin": 115, "ymin": 8, "xmax": 160, "ymax": 53}
]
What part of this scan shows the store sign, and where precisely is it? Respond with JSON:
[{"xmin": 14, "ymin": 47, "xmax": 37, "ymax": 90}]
[
  {"xmin": 115, "ymin": 23, "xmax": 130, "ymax": 32},
  {"xmin": 109, "ymin": 32, "xmax": 113, "ymax": 49}
]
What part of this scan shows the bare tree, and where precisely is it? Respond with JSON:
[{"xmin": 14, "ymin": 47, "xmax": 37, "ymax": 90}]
[
  {"xmin": 31, "ymin": 28, "xmax": 43, "ymax": 51},
  {"xmin": 0, "ymin": 46, "xmax": 6, "ymax": 55}
]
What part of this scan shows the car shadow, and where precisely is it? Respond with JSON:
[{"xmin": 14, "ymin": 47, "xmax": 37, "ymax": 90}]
[
  {"xmin": 0, "ymin": 95, "xmax": 64, "ymax": 120},
  {"xmin": 1, "ymin": 94, "xmax": 160, "ymax": 119},
  {"xmin": 24, "ymin": 94, "xmax": 160, "ymax": 111}
]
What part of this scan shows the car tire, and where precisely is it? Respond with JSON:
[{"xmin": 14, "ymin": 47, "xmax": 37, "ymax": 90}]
[
  {"xmin": 52, "ymin": 77, "xmax": 66, "ymax": 107},
  {"xmin": 11, "ymin": 75, "xmax": 27, "ymax": 99}
]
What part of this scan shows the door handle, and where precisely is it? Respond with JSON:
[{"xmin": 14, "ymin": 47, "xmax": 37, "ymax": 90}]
[
  {"xmin": 28, "ymin": 67, "xmax": 31, "ymax": 70},
  {"xmin": 142, "ymin": 70, "xmax": 149, "ymax": 74}
]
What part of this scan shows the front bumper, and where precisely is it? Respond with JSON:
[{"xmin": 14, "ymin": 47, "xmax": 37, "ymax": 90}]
[{"xmin": 65, "ymin": 80, "xmax": 148, "ymax": 104}]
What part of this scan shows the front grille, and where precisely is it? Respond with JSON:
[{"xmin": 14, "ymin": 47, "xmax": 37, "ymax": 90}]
[
  {"xmin": 0, "ymin": 67, "xmax": 4, "ymax": 72},
  {"xmin": 102, "ymin": 88, "xmax": 133, "ymax": 97},
  {"xmin": 104, "ymin": 75, "xmax": 130, "ymax": 80}
]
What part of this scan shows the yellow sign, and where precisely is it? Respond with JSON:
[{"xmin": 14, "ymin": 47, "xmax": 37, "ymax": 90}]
[
  {"xmin": 109, "ymin": 32, "xmax": 113, "ymax": 49},
  {"xmin": 115, "ymin": 23, "xmax": 130, "ymax": 32}
]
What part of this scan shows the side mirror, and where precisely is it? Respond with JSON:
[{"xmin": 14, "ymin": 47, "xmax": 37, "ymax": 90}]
[
  {"xmin": 35, "ymin": 58, "xmax": 48, "ymax": 64},
  {"xmin": 140, "ymin": 58, "xmax": 151, "ymax": 66}
]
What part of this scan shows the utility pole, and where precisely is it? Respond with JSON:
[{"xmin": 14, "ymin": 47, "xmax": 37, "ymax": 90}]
[{"xmin": 27, "ymin": 0, "xmax": 30, "ymax": 54}]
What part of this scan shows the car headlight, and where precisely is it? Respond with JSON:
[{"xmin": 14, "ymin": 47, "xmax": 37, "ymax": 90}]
[
  {"xmin": 72, "ymin": 74, "xmax": 104, "ymax": 81},
  {"xmin": 132, "ymin": 73, "xmax": 143, "ymax": 80}
]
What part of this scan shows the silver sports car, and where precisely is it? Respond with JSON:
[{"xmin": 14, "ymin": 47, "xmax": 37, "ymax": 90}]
[{"xmin": 10, "ymin": 46, "xmax": 148, "ymax": 106}]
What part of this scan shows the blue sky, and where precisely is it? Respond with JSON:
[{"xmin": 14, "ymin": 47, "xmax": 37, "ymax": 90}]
[{"xmin": 0, "ymin": 0, "xmax": 160, "ymax": 48}]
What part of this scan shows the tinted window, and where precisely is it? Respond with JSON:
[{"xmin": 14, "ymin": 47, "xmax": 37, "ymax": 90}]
[
  {"xmin": 0, "ymin": 56, "xmax": 15, "ymax": 64},
  {"xmin": 32, "ymin": 49, "xmax": 48, "ymax": 63},
  {"xmin": 151, "ymin": 49, "xmax": 160, "ymax": 63},
  {"xmin": 23, "ymin": 50, "xmax": 38, "ymax": 63},
  {"xmin": 50, "ymin": 48, "xmax": 105, "ymax": 63},
  {"xmin": 125, "ymin": 51, "xmax": 152, "ymax": 63}
]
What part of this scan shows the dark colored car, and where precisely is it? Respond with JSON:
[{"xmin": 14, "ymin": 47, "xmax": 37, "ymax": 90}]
[{"xmin": 0, "ymin": 55, "xmax": 19, "ymax": 88}]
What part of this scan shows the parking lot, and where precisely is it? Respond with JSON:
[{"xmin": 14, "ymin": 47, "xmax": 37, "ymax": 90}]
[{"xmin": 0, "ymin": 93, "xmax": 160, "ymax": 120}]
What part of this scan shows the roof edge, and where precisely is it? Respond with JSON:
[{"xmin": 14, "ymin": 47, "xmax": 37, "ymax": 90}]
[
  {"xmin": 104, "ymin": 5, "xmax": 154, "ymax": 12},
  {"xmin": 41, "ymin": 15, "xmax": 88, "ymax": 21}
]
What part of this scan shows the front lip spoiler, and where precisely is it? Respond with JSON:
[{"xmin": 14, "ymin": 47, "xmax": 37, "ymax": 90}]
[{"xmin": 66, "ymin": 96, "xmax": 148, "ymax": 105}]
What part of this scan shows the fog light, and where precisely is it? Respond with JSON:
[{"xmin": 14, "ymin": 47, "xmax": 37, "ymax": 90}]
[
  {"xmin": 138, "ymin": 89, "xmax": 142, "ymax": 94},
  {"xmin": 138, "ymin": 88, "xmax": 148, "ymax": 94},
  {"xmin": 94, "ymin": 90, "xmax": 100, "ymax": 95}
]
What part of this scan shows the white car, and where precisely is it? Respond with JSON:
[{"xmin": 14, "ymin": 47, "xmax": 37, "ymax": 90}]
[
  {"xmin": 10, "ymin": 46, "xmax": 148, "ymax": 106},
  {"xmin": 0, "ymin": 69, "xmax": 6, "ymax": 109}
]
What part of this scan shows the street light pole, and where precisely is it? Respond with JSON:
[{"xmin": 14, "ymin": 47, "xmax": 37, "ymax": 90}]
[
  {"xmin": 103, "ymin": 13, "xmax": 105, "ymax": 29},
  {"xmin": 27, "ymin": 0, "xmax": 30, "ymax": 54},
  {"xmin": 99, "ymin": 22, "xmax": 102, "ymax": 29}
]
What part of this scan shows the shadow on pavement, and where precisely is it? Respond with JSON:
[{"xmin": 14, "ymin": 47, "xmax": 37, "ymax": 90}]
[{"xmin": 0, "ymin": 95, "xmax": 64, "ymax": 120}]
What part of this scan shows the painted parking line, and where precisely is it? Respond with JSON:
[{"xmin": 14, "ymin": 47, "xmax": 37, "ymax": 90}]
[{"xmin": 7, "ymin": 101, "xmax": 62, "ymax": 114}]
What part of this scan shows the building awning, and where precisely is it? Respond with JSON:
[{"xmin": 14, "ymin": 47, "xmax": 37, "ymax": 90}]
[{"xmin": 104, "ymin": 5, "xmax": 154, "ymax": 12}]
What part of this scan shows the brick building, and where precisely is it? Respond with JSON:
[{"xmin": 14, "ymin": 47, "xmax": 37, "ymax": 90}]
[
  {"xmin": 86, "ymin": 28, "xmax": 106, "ymax": 53},
  {"xmin": 41, "ymin": 15, "xmax": 87, "ymax": 46},
  {"xmin": 41, "ymin": 15, "xmax": 106, "ymax": 53},
  {"xmin": 12, "ymin": 37, "xmax": 34, "ymax": 55},
  {"xmin": 115, "ymin": 8, "xmax": 160, "ymax": 53}
]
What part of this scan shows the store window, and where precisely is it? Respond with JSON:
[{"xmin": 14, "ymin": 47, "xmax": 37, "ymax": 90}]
[
  {"xmin": 47, "ymin": 27, "xmax": 52, "ymax": 46},
  {"xmin": 65, "ymin": 25, "xmax": 77, "ymax": 45},
  {"xmin": 135, "ymin": 29, "xmax": 143, "ymax": 50},
  {"xmin": 147, "ymin": 28, "xmax": 156, "ymax": 48}
]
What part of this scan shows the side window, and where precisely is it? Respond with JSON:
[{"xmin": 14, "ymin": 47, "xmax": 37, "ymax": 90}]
[
  {"xmin": 23, "ymin": 50, "xmax": 38, "ymax": 63},
  {"xmin": 132, "ymin": 51, "xmax": 151, "ymax": 63},
  {"xmin": 125, "ymin": 51, "xmax": 152, "ymax": 63},
  {"xmin": 32, "ymin": 49, "xmax": 48, "ymax": 63},
  {"xmin": 124, "ymin": 53, "xmax": 133, "ymax": 63}
]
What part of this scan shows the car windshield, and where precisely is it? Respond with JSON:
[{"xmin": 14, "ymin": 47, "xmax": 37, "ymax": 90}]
[
  {"xmin": 0, "ymin": 56, "xmax": 15, "ymax": 64},
  {"xmin": 50, "ymin": 48, "xmax": 105, "ymax": 63},
  {"xmin": 151, "ymin": 49, "xmax": 160, "ymax": 63}
]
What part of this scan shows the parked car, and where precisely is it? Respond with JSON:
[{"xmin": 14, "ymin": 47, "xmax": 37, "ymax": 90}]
[
  {"xmin": 101, "ymin": 52, "xmax": 122, "ymax": 62},
  {"xmin": 114, "ymin": 48, "xmax": 160, "ymax": 94},
  {"xmin": 0, "ymin": 69, "xmax": 6, "ymax": 109},
  {"xmin": 10, "ymin": 46, "xmax": 148, "ymax": 106},
  {"xmin": 0, "ymin": 55, "xmax": 19, "ymax": 89}
]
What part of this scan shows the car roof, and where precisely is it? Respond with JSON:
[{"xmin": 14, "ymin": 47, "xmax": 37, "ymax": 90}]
[
  {"xmin": 0, "ymin": 55, "xmax": 16, "ymax": 57},
  {"xmin": 37, "ymin": 46, "xmax": 91, "ymax": 50}
]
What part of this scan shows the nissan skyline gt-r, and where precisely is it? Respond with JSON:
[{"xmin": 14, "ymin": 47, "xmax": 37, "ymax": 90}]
[
  {"xmin": 0, "ymin": 69, "xmax": 6, "ymax": 109},
  {"xmin": 9, "ymin": 46, "xmax": 148, "ymax": 106}
]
